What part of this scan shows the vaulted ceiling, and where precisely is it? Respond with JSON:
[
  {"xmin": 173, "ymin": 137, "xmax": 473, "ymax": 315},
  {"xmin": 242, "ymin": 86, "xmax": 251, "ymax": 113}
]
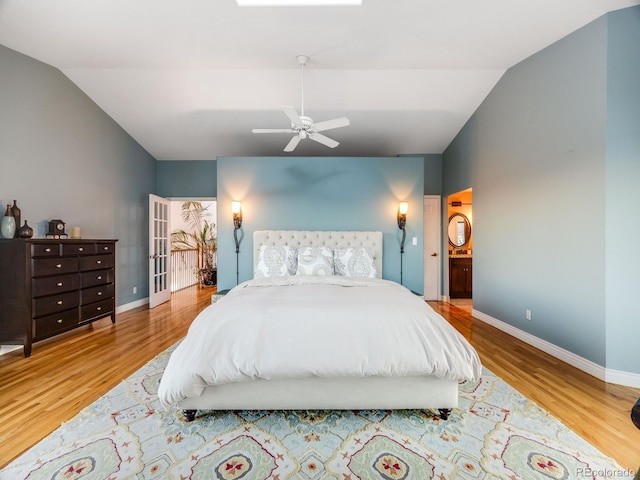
[{"xmin": 1, "ymin": 0, "xmax": 637, "ymax": 159}]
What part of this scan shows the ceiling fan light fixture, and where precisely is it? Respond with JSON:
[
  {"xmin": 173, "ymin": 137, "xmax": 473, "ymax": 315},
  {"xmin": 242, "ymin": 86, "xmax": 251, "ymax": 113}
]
[
  {"xmin": 237, "ymin": 0, "xmax": 361, "ymax": 6},
  {"xmin": 251, "ymin": 55, "xmax": 350, "ymax": 152}
]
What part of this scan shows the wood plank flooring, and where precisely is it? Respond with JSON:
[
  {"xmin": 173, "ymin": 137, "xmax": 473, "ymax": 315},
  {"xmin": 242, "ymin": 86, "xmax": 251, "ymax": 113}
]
[{"xmin": 0, "ymin": 286, "xmax": 638, "ymax": 471}]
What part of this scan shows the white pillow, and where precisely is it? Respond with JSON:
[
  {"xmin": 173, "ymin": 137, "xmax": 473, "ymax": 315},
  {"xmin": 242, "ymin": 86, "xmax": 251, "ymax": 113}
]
[
  {"xmin": 296, "ymin": 246, "xmax": 334, "ymax": 276},
  {"xmin": 334, "ymin": 247, "xmax": 377, "ymax": 278},
  {"xmin": 254, "ymin": 245, "xmax": 297, "ymax": 278}
]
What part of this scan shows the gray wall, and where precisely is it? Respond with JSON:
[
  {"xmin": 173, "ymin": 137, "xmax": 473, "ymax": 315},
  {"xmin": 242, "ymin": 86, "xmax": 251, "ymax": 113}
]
[
  {"xmin": 216, "ymin": 156, "xmax": 425, "ymax": 293},
  {"xmin": 443, "ymin": 7, "xmax": 640, "ymax": 373},
  {"xmin": 156, "ymin": 160, "xmax": 217, "ymax": 198},
  {"xmin": 0, "ymin": 45, "xmax": 156, "ymax": 306},
  {"xmin": 604, "ymin": 7, "xmax": 640, "ymax": 373}
]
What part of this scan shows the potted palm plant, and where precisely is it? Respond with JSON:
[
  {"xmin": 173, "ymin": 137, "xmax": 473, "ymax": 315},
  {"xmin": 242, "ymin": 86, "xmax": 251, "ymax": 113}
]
[{"xmin": 171, "ymin": 201, "xmax": 217, "ymax": 287}]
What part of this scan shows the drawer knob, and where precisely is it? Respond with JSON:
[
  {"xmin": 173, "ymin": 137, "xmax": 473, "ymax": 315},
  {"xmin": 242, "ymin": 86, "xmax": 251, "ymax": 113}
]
[
  {"xmin": 56, "ymin": 264, "xmax": 62, "ymax": 269},
  {"xmin": 57, "ymin": 319, "xmax": 63, "ymax": 324},
  {"xmin": 78, "ymin": 247, "xmax": 84, "ymax": 252},
  {"xmin": 57, "ymin": 300, "xmax": 63, "ymax": 305},
  {"xmin": 57, "ymin": 282, "xmax": 63, "ymax": 287},
  {"xmin": 96, "ymin": 260, "xmax": 102, "ymax": 264},
  {"xmin": 97, "ymin": 291, "xmax": 103, "ymax": 296},
  {"xmin": 103, "ymin": 246, "xmax": 109, "ymax": 251},
  {"xmin": 97, "ymin": 276, "xmax": 103, "ymax": 280},
  {"xmin": 45, "ymin": 248, "xmax": 52, "ymax": 253},
  {"xmin": 96, "ymin": 306, "xmax": 102, "ymax": 311}
]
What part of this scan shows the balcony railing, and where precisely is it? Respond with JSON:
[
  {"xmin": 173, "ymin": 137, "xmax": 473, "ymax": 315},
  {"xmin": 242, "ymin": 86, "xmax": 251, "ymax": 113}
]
[
  {"xmin": 171, "ymin": 248, "xmax": 198, "ymax": 292},
  {"xmin": 170, "ymin": 247, "xmax": 217, "ymax": 291}
]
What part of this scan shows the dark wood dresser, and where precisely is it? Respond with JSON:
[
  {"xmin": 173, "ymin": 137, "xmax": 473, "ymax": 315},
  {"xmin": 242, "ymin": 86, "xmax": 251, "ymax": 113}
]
[{"xmin": 0, "ymin": 239, "xmax": 117, "ymax": 357}]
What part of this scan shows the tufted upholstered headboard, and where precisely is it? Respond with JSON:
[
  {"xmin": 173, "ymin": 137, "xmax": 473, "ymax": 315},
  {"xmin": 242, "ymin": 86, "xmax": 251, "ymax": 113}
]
[{"xmin": 253, "ymin": 230, "xmax": 383, "ymax": 278}]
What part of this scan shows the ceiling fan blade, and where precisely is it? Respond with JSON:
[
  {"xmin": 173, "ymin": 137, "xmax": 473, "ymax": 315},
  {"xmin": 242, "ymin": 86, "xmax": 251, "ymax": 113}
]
[
  {"xmin": 312, "ymin": 117, "xmax": 350, "ymax": 132},
  {"xmin": 281, "ymin": 106, "xmax": 304, "ymax": 126},
  {"xmin": 284, "ymin": 135, "xmax": 302, "ymax": 152},
  {"xmin": 252, "ymin": 128, "xmax": 295, "ymax": 133},
  {"xmin": 309, "ymin": 132, "xmax": 339, "ymax": 149}
]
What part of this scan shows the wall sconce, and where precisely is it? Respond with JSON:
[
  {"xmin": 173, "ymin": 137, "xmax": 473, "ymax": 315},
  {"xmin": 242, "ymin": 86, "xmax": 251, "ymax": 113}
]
[
  {"xmin": 232, "ymin": 201, "xmax": 242, "ymax": 284},
  {"xmin": 397, "ymin": 201, "xmax": 408, "ymax": 232},
  {"xmin": 397, "ymin": 201, "xmax": 408, "ymax": 285},
  {"xmin": 232, "ymin": 201, "xmax": 242, "ymax": 231}
]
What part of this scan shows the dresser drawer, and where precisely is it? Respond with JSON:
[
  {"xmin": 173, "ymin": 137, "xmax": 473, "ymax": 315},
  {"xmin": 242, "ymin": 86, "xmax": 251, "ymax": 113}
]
[
  {"xmin": 33, "ymin": 291, "xmax": 80, "ymax": 318},
  {"xmin": 31, "ymin": 243, "xmax": 61, "ymax": 257},
  {"xmin": 62, "ymin": 243, "xmax": 96, "ymax": 256},
  {"xmin": 32, "ymin": 257, "xmax": 78, "ymax": 277},
  {"xmin": 33, "ymin": 309, "xmax": 80, "ymax": 340},
  {"xmin": 32, "ymin": 273, "xmax": 80, "ymax": 298},
  {"xmin": 81, "ymin": 299, "xmax": 113, "ymax": 322},
  {"xmin": 96, "ymin": 243, "xmax": 115, "ymax": 254},
  {"xmin": 81, "ymin": 269, "xmax": 114, "ymax": 288},
  {"xmin": 79, "ymin": 254, "xmax": 114, "ymax": 271},
  {"xmin": 81, "ymin": 284, "xmax": 114, "ymax": 304}
]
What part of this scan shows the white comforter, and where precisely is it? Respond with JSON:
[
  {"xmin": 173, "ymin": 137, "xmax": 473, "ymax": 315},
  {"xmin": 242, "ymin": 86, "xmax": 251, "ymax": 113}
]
[{"xmin": 158, "ymin": 276, "xmax": 482, "ymax": 407}]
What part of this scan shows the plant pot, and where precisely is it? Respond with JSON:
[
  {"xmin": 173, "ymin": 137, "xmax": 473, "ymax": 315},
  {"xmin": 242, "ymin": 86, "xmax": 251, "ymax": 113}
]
[{"xmin": 198, "ymin": 268, "xmax": 217, "ymax": 287}]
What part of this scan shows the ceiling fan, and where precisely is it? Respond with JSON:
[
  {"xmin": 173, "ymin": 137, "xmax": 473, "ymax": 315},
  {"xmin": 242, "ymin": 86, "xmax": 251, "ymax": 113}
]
[{"xmin": 252, "ymin": 55, "xmax": 350, "ymax": 152}]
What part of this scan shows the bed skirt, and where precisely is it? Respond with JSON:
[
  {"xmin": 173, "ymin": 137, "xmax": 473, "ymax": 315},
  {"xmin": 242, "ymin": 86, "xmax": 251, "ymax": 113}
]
[{"xmin": 176, "ymin": 375, "xmax": 459, "ymax": 411}]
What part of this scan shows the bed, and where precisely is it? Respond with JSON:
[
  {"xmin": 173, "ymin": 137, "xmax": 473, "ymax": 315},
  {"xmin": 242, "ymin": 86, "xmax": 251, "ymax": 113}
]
[{"xmin": 158, "ymin": 230, "xmax": 482, "ymax": 421}]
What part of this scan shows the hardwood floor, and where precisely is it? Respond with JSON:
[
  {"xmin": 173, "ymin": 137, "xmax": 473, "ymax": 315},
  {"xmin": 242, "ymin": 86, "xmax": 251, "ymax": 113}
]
[
  {"xmin": 429, "ymin": 301, "xmax": 640, "ymax": 472},
  {"xmin": 1, "ymin": 287, "xmax": 638, "ymax": 471}
]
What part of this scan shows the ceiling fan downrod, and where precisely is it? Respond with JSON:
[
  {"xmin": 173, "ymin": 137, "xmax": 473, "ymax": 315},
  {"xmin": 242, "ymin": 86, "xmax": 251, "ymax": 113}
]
[{"xmin": 296, "ymin": 54, "xmax": 308, "ymax": 117}]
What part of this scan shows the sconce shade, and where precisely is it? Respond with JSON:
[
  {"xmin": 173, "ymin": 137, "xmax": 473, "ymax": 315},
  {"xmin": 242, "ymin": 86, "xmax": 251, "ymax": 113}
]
[
  {"xmin": 397, "ymin": 201, "xmax": 408, "ymax": 229},
  {"xmin": 232, "ymin": 201, "xmax": 242, "ymax": 229}
]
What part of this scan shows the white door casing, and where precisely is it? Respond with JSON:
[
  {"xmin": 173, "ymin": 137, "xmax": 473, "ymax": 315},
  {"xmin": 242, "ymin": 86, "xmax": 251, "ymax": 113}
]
[
  {"xmin": 149, "ymin": 194, "xmax": 171, "ymax": 308},
  {"xmin": 423, "ymin": 195, "xmax": 441, "ymax": 301}
]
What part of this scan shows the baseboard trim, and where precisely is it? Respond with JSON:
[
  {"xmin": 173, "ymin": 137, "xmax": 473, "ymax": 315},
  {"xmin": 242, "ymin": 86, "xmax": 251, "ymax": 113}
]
[
  {"xmin": 116, "ymin": 297, "xmax": 149, "ymax": 314},
  {"xmin": 605, "ymin": 369, "xmax": 640, "ymax": 388},
  {"xmin": 472, "ymin": 308, "xmax": 640, "ymax": 388}
]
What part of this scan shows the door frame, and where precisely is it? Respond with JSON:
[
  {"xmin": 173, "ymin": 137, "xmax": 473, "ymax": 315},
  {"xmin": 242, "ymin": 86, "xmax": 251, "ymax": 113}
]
[{"xmin": 423, "ymin": 195, "xmax": 442, "ymax": 301}]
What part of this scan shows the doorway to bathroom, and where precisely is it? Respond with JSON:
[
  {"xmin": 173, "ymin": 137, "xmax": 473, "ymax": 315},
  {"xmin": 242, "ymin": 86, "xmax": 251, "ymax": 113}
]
[{"xmin": 447, "ymin": 188, "xmax": 472, "ymax": 312}]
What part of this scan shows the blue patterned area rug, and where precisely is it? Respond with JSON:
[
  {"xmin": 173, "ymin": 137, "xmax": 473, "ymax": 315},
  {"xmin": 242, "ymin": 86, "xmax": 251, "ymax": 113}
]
[{"xmin": 2, "ymin": 344, "xmax": 628, "ymax": 480}]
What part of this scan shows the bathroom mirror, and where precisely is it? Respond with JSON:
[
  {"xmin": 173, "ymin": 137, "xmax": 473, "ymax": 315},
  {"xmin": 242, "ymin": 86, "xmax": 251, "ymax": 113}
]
[{"xmin": 448, "ymin": 213, "xmax": 471, "ymax": 248}]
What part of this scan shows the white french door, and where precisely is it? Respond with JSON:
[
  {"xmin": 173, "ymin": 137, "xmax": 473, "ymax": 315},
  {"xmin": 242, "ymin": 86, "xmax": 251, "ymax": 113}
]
[
  {"xmin": 423, "ymin": 195, "xmax": 441, "ymax": 300},
  {"xmin": 149, "ymin": 194, "xmax": 171, "ymax": 308}
]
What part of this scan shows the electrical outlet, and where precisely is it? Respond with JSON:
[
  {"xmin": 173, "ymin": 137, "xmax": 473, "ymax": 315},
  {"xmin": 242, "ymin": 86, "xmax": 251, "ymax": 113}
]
[
  {"xmin": 525, "ymin": 309, "xmax": 532, "ymax": 321},
  {"xmin": 133, "ymin": 286, "xmax": 137, "ymax": 295},
  {"xmin": 412, "ymin": 237, "xmax": 417, "ymax": 246}
]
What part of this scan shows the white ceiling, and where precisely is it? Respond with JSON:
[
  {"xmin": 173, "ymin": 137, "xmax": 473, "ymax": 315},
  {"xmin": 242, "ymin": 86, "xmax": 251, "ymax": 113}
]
[{"xmin": 1, "ymin": 0, "xmax": 637, "ymax": 159}]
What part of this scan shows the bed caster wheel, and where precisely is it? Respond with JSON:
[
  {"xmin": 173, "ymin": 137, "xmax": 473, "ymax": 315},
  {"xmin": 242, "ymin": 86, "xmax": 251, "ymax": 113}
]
[
  {"xmin": 183, "ymin": 409, "xmax": 197, "ymax": 422},
  {"xmin": 438, "ymin": 408, "xmax": 452, "ymax": 420},
  {"xmin": 632, "ymin": 398, "xmax": 640, "ymax": 429}
]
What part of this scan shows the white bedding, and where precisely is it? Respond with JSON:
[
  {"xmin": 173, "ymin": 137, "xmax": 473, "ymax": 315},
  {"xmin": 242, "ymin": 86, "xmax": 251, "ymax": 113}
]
[{"xmin": 158, "ymin": 276, "xmax": 482, "ymax": 407}]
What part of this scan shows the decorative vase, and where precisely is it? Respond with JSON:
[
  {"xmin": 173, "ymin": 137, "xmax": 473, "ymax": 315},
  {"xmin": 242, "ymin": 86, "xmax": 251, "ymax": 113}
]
[
  {"xmin": 17, "ymin": 220, "xmax": 34, "ymax": 239},
  {"xmin": 1, "ymin": 204, "xmax": 16, "ymax": 239},
  {"xmin": 10, "ymin": 200, "xmax": 21, "ymax": 238}
]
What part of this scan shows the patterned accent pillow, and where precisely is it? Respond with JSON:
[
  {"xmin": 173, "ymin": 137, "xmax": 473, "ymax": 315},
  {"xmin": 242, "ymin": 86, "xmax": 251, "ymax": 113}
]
[
  {"xmin": 334, "ymin": 247, "xmax": 377, "ymax": 278},
  {"xmin": 254, "ymin": 245, "xmax": 297, "ymax": 278},
  {"xmin": 295, "ymin": 246, "xmax": 334, "ymax": 276}
]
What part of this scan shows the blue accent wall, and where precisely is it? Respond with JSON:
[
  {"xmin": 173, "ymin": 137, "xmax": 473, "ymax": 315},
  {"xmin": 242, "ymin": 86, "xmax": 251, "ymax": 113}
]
[
  {"xmin": 216, "ymin": 156, "xmax": 424, "ymax": 293},
  {"xmin": 0, "ymin": 44, "xmax": 156, "ymax": 307},
  {"xmin": 443, "ymin": 6, "xmax": 640, "ymax": 374}
]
